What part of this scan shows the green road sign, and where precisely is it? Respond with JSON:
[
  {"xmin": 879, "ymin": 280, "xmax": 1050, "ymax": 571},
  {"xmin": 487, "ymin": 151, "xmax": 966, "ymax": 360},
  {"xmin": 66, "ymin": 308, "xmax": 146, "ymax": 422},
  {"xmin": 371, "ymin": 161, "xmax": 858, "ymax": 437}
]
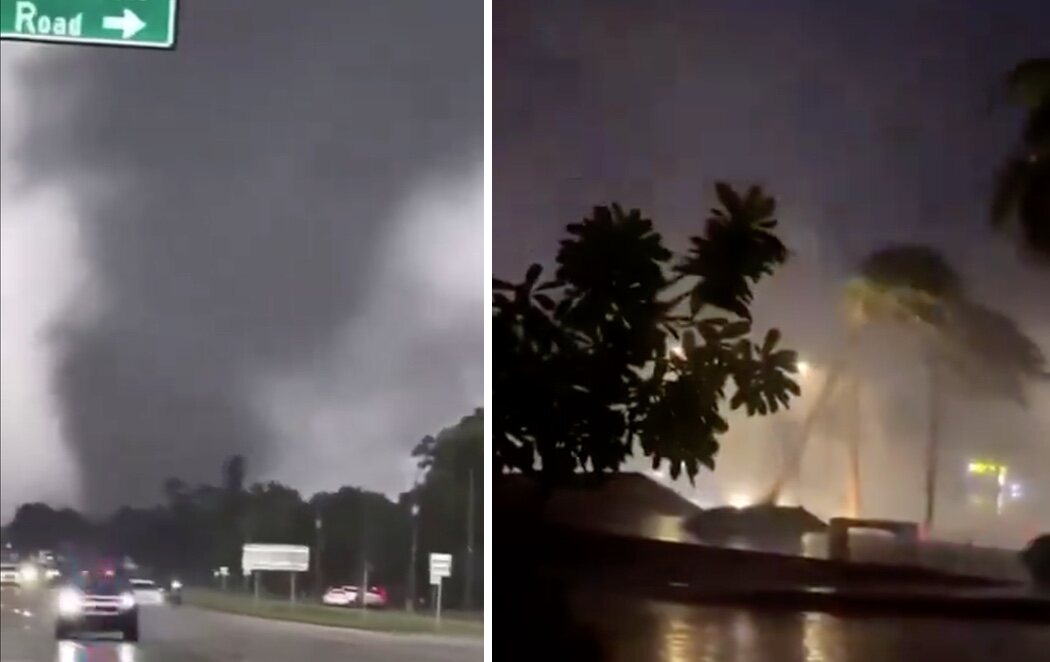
[{"xmin": 1, "ymin": 0, "xmax": 177, "ymax": 48}]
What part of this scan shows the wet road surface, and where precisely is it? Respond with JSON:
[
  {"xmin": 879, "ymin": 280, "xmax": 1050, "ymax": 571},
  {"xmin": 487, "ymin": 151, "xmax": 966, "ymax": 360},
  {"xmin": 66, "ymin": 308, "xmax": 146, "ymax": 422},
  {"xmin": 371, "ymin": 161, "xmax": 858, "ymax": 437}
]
[
  {"xmin": 569, "ymin": 591, "xmax": 1050, "ymax": 662},
  {"xmin": 0, "ymin": 591, "xmax": 481, "ymax": 662}
]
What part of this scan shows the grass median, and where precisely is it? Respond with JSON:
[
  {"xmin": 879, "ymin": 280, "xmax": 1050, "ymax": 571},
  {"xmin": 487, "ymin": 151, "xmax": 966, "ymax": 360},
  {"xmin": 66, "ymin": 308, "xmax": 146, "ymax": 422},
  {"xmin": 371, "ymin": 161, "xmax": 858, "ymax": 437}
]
[{"xmin": 184, "ymin": 589, "xmax": 483, "ymax": 638}]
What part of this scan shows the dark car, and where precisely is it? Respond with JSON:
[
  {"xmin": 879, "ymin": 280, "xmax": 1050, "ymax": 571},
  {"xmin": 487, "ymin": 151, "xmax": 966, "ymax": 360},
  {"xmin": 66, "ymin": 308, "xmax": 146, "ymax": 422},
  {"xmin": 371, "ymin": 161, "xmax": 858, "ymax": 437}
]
[
  {"xmin": 167, "ymin": 578, "xmax": 183, "ymax": 605},
  {"xmin": 55, "ymin": 569, "xmax": 139, "ymax": 641}
]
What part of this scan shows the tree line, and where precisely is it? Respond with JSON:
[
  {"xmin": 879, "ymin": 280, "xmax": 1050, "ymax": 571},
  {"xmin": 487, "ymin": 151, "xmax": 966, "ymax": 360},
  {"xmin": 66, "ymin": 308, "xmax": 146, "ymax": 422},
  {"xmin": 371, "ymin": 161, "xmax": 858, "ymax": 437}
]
[{"xmin": 1, "ymin": 409, "xmax": 484, "ymax": 611}]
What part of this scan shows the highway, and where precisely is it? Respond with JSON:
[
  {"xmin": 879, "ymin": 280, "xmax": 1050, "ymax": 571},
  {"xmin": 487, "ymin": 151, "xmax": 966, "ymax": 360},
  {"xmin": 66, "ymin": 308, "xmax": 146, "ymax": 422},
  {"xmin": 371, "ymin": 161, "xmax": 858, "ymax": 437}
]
[{"xmin": 0, "ymin": 590, "xmax": 482, "ymax": 662}]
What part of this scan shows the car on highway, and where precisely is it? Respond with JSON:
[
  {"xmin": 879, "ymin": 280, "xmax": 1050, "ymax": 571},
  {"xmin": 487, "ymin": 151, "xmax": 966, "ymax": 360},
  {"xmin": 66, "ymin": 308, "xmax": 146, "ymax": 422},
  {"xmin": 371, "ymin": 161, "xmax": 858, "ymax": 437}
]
[
  {"xmin": 129, "ymin": 578, "xmax": 167, "ymax": 605},
  {"xmin": 55, "ymin": 569, "xmax": 139, "ymax": 642},
  {"xmin": 168, "ymin": 578, "xmax": 184, "ymax": 605},
  {"xmin": 322, "ymin": 585, "xmax": 388, "ymax": 609}
]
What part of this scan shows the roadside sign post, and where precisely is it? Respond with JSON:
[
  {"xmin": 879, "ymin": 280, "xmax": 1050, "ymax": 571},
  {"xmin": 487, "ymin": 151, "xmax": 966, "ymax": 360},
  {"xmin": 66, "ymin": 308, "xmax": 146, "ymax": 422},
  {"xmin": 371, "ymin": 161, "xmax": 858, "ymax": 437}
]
[
  {"xmin": 218, "ymin": 566, "xmax": 229, "ymax": 592},
  {"xmin": 242, "ymin": 544, "xmax": 310, "ymax": 606},
  {"xmin": 0, "ymin": 0, "xmax": 178, "ymax": 49},
  {"xmin": 428, "ymin": 553, "xmax": 452, "ymax": 628}
]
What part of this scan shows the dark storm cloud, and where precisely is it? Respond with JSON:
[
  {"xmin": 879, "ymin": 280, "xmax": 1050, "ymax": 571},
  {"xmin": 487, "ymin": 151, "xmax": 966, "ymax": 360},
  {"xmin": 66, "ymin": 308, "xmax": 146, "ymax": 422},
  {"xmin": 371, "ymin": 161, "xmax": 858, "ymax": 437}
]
[
  {"xmin": 14, "ymin": 1, "xmax": 482, "ymax": 512},
  {"xmin": 495, "ymin": 0, "xmax": 1050, "ymax": 345}
]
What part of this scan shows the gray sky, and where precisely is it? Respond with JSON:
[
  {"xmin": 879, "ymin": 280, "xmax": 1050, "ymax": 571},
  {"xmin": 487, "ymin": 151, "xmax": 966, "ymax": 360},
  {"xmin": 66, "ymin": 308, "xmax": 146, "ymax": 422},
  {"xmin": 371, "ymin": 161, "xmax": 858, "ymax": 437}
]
[
  {"xmin": 494, "ymin": 0, "xmax": 1049, "ymax": 544},
  {"xmin": 1, "ymin": 0, "xmax": 482, "ymax": 517}
]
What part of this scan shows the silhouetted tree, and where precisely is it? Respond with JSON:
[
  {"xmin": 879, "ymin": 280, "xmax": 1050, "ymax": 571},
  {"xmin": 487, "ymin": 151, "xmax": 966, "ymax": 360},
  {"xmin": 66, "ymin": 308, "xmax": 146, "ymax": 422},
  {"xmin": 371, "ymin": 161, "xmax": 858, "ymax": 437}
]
[
  {"xmin": 410, "ymin": 409, "xmax": 483, "ymax": 610},
  {"xmin": 495, "ymin": 183, "xmax": 798, "ymax": 486},
  {"xmin": 3, "ymin": 413, "xmax": 483, "ymax": 609},
  {"xmin": 993, "ymin": 58, "xmax": 1050, "ymax": 263}
]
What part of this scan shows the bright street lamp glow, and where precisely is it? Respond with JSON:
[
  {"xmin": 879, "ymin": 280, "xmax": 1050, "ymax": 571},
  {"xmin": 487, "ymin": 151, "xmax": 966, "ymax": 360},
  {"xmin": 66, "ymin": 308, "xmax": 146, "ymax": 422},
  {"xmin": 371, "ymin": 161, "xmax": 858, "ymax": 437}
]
[
  {"xmin": 727, "ymin": 493, "xmax": 752, "ymax": 509},
  {"xmin": 796, "ymin": 360, "xmax": 811, "ymax": 377}
]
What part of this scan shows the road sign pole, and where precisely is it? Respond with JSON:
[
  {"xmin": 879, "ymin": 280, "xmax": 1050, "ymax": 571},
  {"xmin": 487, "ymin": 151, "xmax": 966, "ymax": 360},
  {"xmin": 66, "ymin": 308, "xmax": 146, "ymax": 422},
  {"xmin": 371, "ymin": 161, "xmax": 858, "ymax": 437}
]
[
  {"xmin": 290, "ymin": 571, "xmax": 296, "ymax": 606},
  {"xmin": 253, "ymin": 571, "xmax": 260, "ymax": 604},
  {"xmin": 435, "ymin": 579, "xmax": 443, "ymax": 629}
]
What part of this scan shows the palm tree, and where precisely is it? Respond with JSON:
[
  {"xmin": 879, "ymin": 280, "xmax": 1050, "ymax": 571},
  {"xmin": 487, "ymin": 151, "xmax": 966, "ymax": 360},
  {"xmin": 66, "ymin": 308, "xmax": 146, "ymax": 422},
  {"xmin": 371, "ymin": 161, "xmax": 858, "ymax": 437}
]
[
  {"xmin": 763, "ymin": 246, "xmax": 957, "ymax": 516},
  {"xmin": 764, "ymin": 245, "xmax": 1045, "ymax": 531},
  {"xmin": 993, "ymin": 58, "xmax": 1050, "ymax": 263}
]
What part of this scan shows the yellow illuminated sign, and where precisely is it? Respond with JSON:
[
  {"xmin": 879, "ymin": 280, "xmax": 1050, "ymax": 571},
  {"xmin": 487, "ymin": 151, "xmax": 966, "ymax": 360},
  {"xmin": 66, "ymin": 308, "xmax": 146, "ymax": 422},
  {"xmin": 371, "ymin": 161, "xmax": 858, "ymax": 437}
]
[{"xmin": 967, "ymin": 460, "xmax": 1006, "ymax": 476}]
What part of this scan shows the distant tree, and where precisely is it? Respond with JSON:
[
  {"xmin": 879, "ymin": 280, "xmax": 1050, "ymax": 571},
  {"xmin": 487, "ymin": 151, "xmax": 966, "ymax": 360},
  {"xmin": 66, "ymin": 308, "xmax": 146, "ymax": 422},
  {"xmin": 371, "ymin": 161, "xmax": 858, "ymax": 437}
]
[
  {"xmin": 2, "ymin": 415, "xmax": 484, "ymax": 604},
  {"xmin": 494, "ymin": 183, "xmax": 799, "ymax": 486},
  {"xmin": 411, "ymin": 409, "xmax": 483, "ymax": 610},
  {"xmin": 8, "ymin": 504, "xmax": 92, "ymax": 551},
  {"xmin": 219, "ymin": 455, "xmax": 247, "ymax": 575},
  {"xmin": 992, "ymin": 58, "xmax": 1050, "ymax": 263}
]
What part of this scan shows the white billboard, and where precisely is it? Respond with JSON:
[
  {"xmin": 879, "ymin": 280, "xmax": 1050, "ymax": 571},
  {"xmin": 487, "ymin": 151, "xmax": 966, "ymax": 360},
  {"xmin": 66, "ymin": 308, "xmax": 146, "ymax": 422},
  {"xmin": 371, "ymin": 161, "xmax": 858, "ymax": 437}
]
[{"xmin": 242, "ymin": 544, "xmax": 309, "ymax": 573}]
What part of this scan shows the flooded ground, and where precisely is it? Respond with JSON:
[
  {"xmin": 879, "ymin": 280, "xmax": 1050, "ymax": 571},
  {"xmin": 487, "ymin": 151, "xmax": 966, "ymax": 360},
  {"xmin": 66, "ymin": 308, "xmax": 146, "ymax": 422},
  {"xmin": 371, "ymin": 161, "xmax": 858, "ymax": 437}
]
[{"xmin": 570, "ymin": 592, "xmax": 1050, "ymax": 662}]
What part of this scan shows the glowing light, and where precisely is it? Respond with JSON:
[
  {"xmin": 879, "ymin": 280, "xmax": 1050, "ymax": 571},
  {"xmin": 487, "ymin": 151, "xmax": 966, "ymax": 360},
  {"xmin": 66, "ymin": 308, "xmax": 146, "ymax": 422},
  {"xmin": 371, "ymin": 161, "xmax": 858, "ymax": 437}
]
[
  {"xmin": 967, "ymin": 460, "xmax": 1006, "ymax": 476},
  {"xmin": 57, "ymin": 588, "xmax": 83, "ymax": 616},
  {"xmin": 727, "ymin": 492, "xmax": 752, "ymax": 509},
  {"xmin": 796, "ymin": 360, "xmax": 811, "ymax": 377},
  {"xmin": 119, "ymin": 592, "xmax": 136, "ymax": 610}
]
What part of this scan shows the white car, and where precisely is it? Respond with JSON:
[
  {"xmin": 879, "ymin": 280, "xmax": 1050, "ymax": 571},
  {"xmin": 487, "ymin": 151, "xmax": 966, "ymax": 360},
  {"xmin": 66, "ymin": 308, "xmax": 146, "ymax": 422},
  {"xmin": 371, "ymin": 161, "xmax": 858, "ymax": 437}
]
[
  {"xmin": 322, "ymin": 586, "xmax": 353, "ymax": 606},
  {"xmin": 129, "ymin": 579, "xmax": 166, "ymax": 606},
  {"xmin": 322, "ymin": 585, "xmax": 388, "ymax": 608}
]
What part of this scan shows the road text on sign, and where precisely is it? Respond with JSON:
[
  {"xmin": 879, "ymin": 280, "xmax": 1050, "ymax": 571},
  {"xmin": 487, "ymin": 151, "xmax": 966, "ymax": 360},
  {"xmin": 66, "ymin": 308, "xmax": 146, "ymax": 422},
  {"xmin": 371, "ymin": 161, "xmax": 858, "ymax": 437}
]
[
  {"xmin": 429, "ymin": 553, "xmax": 452, "ymax": 586},
  {"xmin": 0, "ymin": 0, "xmax": 177, "ymax": 48}
]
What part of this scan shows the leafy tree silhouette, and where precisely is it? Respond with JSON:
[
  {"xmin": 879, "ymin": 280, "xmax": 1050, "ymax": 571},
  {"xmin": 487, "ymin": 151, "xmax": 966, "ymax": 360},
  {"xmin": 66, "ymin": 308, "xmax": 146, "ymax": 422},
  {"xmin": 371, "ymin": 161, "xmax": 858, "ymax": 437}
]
[
  {"xmin": 494, "ymin": 183, "xmax": 799, "ymax": 486},
  {"xmin": 992, "ymin": 58, "xmax": 1050, "ymax": 263}
]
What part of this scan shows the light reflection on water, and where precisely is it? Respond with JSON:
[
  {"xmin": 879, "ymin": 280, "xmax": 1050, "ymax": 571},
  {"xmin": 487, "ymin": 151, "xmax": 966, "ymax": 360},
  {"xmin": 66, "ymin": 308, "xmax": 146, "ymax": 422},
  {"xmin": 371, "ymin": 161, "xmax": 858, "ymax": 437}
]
[
  {"xmin": 574, "ymin": 592, "xmax": 1050, "ymax": 662},
  {"xmin": 663, "ymin": 617, "xmax": 695, "ymax": 662},
  {"xmin": 802, "ymin": 612, "xmax": 830, "ymax": 662}
]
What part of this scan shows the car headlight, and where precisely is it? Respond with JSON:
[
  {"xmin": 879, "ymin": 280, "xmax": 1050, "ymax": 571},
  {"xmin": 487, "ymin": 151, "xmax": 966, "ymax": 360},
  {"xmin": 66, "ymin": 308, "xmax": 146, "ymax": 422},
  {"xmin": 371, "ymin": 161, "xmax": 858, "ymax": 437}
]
[
  {"xmin": 57, "ymin": 589, "xmax": 83, "ymax": 616},
  {"xmin": 170, "ymin": 579, "xmax": 182, "ymax": 590},
  {"xmin": 119, "ymin": 592, "xmax": 136, "ymax": 610},
  {"xmin": 19, "ymin": 564, "xmax": 39, "ymax": 584}
]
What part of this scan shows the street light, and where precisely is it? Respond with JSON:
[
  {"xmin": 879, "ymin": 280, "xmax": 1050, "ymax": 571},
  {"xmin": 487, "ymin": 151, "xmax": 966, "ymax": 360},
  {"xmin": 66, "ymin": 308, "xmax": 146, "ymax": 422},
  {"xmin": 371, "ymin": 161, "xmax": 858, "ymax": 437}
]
[
  {"xmin": 407, "ymin": 488, "xmax": 422, "ymax": 612},
  {"xmin": 796, "ymin": 360, "xmax": 811, "ymax": 378},
  {"xmin": 314, "ymin": 513, "xmax": 323, "ymax": 597}
]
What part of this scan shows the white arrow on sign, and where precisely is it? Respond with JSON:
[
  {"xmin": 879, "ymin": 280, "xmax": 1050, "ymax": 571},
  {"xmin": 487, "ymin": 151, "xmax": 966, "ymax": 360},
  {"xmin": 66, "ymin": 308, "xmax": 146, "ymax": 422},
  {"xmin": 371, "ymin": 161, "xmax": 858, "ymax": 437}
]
[{"xmin": 102, "ymin": 8, "xmax": 147, "ymax": 40}]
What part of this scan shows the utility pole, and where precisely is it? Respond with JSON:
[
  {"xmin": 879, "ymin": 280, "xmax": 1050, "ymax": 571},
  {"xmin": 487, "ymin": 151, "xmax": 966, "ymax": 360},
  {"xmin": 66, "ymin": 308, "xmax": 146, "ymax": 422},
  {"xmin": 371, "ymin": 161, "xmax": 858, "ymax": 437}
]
[
  {"xmin": 464, "ymin": 468, "xmax": 475, "ymax": 611},
  {"xmin": 924, "ymin": 358, "xmax": 942, "ymax": 533},
  {"xmin": 360, "ymin": 497, "xmax": 368, "ymax": 611},
  {"xmin": 408, "ymin": 501, "xmax": 420, "ymax": 612},
  {"xmin": 314, "ymin": 511, "xmax": 323, "ymax": 598}
]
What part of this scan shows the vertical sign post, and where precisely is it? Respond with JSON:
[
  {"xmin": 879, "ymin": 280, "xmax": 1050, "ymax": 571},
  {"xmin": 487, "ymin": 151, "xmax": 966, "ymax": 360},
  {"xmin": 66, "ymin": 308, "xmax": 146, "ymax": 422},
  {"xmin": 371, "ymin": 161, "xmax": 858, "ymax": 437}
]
[{"xmin": 428, "ymin": 553, "xmax": 452, "ymax": 628}]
